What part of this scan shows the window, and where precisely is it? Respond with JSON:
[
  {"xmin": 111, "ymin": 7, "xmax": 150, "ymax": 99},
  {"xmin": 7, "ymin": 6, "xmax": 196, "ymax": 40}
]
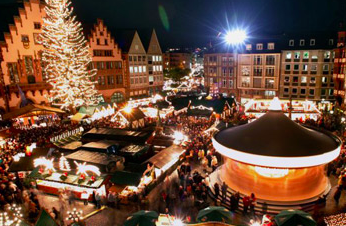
[
  {"xmin": 222, "ymin": 68, "xmax": 227, "ymax": 76},
  {"xmin": 266, "ymin": 67, "xmax": 274, "ymax": 76},
  {"xmin": 111, "ymin": 92, "xmax": 125, "ymax": 103},
  {"xmin": 267, "ymin": 43, "xmax": 275, "ymax": 50},
  {"xmin": 294, "ymin": 52, "xmax": 300, "ymax": 59},
  {"xmin": 130, "ymin": 78, "xmax": 134, "ymax": 84},
  {"xmin": 139, "ymin": 66, "xmax": 142, "ymax": 73},
  {"xmin": 324, "ymin": 51, "xmax": 331, "ymax": 59},
  {"xmin": 34, "ymin": 22, "xmax": 41, "ymax": 30},
  {"xmin": 299, "ymin": 39, "xmax": 305, "ymax": 46},
  {"xmin": 284, "ymin": 88, "xmax": 289, "ymax": 93},
  {"xmin": 223, "ymin": 79, "xmax": 227, "ymax": 88},
  {"xmin": 293, "ymin": 64, "xmax": 299, "ymax": 71},
  {"xmin": 133, "ymin": 56, "xmax": 137, "ymax": 62},
  {"xmin": 292, "ymin": 88, "xmax": 298, "ymax": 94},
  {"xmin": 284, "ymin": 76, "xmax": 290, "ymax": 82},
  {"xmin": 285, "ymin": 64, "xmax": 291, "ymax": 71},
  {"xmin": 302, "ymin": 64, "xmax": 308, "ymax": 71},
  {"xmin": 8, "ymin": 63, "xmax": 19, "ymax": 83},
  {"xmin": 293, "ymin": 76, "xmax": 298, "ymax": 83},
  {"xmin": 159, "ymin": 65, "xmax": 162, "ymax": 71},
  {"xmin": 129, "ymin": 66, "xmax": 133, "ymax": 73},
  {"xmin": 266, "ymin": 55, "xmax": 275, "ymax": 65},
  {"xmin": 104, "ymin": 39, "xmax": 108, "ymax": 45},
  {"xmin": 303, "ymin": 52, "xmax": 309, "ymax": 59},
  {"xmin": 138, "ymin": 56, "xmax": 142, "ymax": 61},
  {"xmin": 310, "ymin": 39, "xmax": 315, "ymax": 46},
  {"xmin": 311, "ymin": 55, "xmax": 318, "ymax": 60},
  {"xmin": 229, "ymin": 80, "xmax": 233, "ymax": 88},
  {"xmin": 96, "ymin": 39, "xmax": 100, "ymax": 45},
  {"xmin": 300, "ymin": 88, "xmax": 306, "ymax": 95},
  {"xmin": 100, "ymin": 31, "xmax": 104, "ymax": 36},
  {"xmin": 116, "ymin": 75, "xmax": 123, "ymax": 84},
  {"xmin": 254, "ymin": 56, "xmax": 262, "ymax": 65},
  {"xmin": 253, "ymin": 67, "xmax": 263, "ymax": 76},
  {"xmin": 24, "ymin": 56, "xmax": 33, "ymax": 75},
  {"xmin": 323, "ymin": 64, "xmax": 329, "ymax": 72},
  {"xmin": 158, "ymin": 56, "xmax": 162, "ymax": 61},
  {"xmin": 322, "ymin": 77, "xmax": 328, "ymax": 83},
  {"xmin": 310, "ymin": 77, "xmax": 316, "ymax": 83},
  {"xmin": 21, "ymin": 35, "xmax": 29, "ymax": 42},
  {"xmin": 143, "ymin": 66, "xmax": 146, "ymax": 72},
  {"xmin": 311, "ymin": 64, "xmax": 317, "ymax": 71},
  {"xmin": 134, "ymin": 66, "xmax": 138, "ymax": 73},
  {"xmin": 229, "ymin": 68, "xmax": 234, "ymax": 76},
  {"xmin": 309, "ymin": 89, "xmax": 315, "ymax": 95},
  {"xmin": 286, "ymin": 52, "xmax": 292, "ymax": 59},
  {"xmin": 246, "ymin": 44, "xmax": 252, "ymax": 50},
  {"xmin": 135, "ymin": 45, "xmax": 139, "ymax": 50},
  {"xmin": 129, "ymin": 56, "xmax": 132, "ymax": 61},
  {"xmin": 256, "ymin": 43, "xmax": 263, "ymax": 50},
  {"xmin": 321, "ymin": 89, "xmax": 326, "ymax": 96},
  {"xmin": 301, "ymin": 76, "xmax": 307, "ymax": 83},
  {"xmin": 289, "ymin": 40, "xmax": 294, "ymax": 46},
  {"xmin": 329, "ymin": 39, "xmax": 334, "ymax": 46}
]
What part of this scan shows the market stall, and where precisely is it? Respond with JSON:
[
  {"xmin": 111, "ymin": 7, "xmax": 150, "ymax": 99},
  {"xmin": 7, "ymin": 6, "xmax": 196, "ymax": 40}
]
[
  {"xmin": 118, "ymin": 144, "xmax": 150, "ymax": 161},
  {"xmin": 3, "ymin": 104, "xmax": 65, "ymax": 128},
  {"xmin": 28, "ymin": 157, "xmax": 108, "ymax": 201},
  {"xmin": 111, "ymin": 108, "xmax": 146, "ymax": 129},
  {"xmin": 81, "ymin": 140, "xmax": 120, "ymax": 154}
]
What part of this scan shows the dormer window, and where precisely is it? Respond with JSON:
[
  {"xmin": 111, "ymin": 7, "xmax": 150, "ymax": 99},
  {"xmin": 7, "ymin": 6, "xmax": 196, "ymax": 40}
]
[
  {"xmin": 267, "ymin": 43, "xmax": 275, "ymax": 50},
  {"xmin": 329, "ymin": 39, "xmax": 334, "ymax": 46},
  {"xmin": 299, "ymin": 39, "xmax": 305, "ymax": 46},
  {"xmin": 289, "ymin": 40, "xmax": 294, "ymax": 46},
  {"xmin": 256, "ymin": 43, "xmax": 263, "ymax": 50},
  {"xmin": 246, "ymin": 44, "xmax": 252, "ymax": 50},
  {"xmin": 310, "ymin": 39, "xmax": 315, "ymax": 46}
]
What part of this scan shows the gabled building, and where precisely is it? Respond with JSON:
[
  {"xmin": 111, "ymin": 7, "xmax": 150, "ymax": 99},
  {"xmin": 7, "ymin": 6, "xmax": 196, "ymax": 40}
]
[
  {"xmin": 333, "ymin": 30, "xmax": 346, "ymax": 104},
  {"xmin": 146, "ymin": 29, "xmax": 164, "ymax": 96},
  {"xmin": 116, "ymin": 29, "xmax": 163, "ymax": 98},
  {"xmin": 0, "ymin": 0, "xmax": 48, "ymax": 112},
  {"xmin": 86, "ymin": 19, "xmax": 126, "ymax": 103}
]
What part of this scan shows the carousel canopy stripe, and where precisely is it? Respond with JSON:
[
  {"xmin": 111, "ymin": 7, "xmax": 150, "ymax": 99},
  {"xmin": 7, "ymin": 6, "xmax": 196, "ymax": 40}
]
[
  {"xmin": 111, "ymin": 171, "xmax": 142, "ymax": 186},
  {"xmin": 65, "ymin": 150, "xmax": 122, "ymax": 166},
  {"xmin": 3, "ymin": 104, "xmax": 65, "ymax": 120},
  {"xmin": 145, "ymin": 145, "xmax": 184, "ymax": 169},
  {"xmin": 35, "ymin": 209, "xmax": 59, "ymax": 226},
  {"xmin": 213, "ymin": 110, "xmax": 341, "ymax": 167},
  {"xmin": 120, "ymin": 108, "xmax": 146, "ymax": 121}
]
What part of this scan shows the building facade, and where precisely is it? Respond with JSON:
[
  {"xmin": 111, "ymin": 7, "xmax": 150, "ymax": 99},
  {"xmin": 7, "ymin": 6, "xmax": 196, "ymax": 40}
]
[
  {"xmin": 279, "ymin": 36, "xmax": 336, "ymax": 101},
  {"xmin": 0, "ymin": 0, "xmax": 48, "ymax": 112},
  {"xmin": 333, "ymin": 31, "xmax": 346, "ymax": 104},
  {"xmin": 237, "ymin": 41, "xmax": 281, "ymax": 100},
  {"xmin": 87, "ymin": 19, "xmax": 126, "ymax": 103},
  {"xmin": 163, "ymin": 51, "xmax": 191, "ymax": 71},
  {"xmin": 204, "ymin": 53, "xmax": 237, "ymax": 96}
]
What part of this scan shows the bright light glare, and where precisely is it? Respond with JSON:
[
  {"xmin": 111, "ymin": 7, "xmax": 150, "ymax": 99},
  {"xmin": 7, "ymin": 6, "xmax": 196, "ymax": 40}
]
[
  {"xmin": 225, "ymin": 29, "xmax": 247, "ymax": 45},
  {"xmin": 173, "ymin": 219, "xmax": 184, "ymax": 226},
  {"xmin": 123, "ymin": 106, "xmax": 132, "ymax": 114},
  {"xmin": 250, "ymin": 222, "xmax": 261, "ymax": 226}
]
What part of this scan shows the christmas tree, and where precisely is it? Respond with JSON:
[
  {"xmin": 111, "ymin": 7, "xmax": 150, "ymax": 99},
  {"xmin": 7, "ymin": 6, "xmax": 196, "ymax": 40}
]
[
  {"xmin": 59, "ymin": 154, "xmax": 71, "ymax": 171},
  {"xmin": 40, "ymin": 0, "xmax": 99, "ymax": 110}
]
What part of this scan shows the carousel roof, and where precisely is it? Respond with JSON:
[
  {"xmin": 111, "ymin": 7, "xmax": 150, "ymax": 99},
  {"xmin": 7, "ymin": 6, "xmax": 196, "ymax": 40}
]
[{"xmin": 213, "ymin": 109, "xmax": 341, "ymax": 168}]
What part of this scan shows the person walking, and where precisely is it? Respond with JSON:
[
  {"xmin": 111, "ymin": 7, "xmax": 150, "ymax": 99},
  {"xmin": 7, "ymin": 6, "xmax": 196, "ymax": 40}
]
[
  {"xmin": 221, "ymin": 182, "xmax": 228, "ymax": 203},
  {"xmin": 214, "ymin": 183, "xmax": 220, "ymax": 199},
  {"xmin": 95, "ymin": 191, "xmax": 102, "ymax": 209}
]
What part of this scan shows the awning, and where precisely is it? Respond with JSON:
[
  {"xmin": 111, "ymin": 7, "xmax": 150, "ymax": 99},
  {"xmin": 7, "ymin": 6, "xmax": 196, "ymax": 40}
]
[{"xmin": 3, "ymin": 104, "xmax": 65, "ymax": 120}]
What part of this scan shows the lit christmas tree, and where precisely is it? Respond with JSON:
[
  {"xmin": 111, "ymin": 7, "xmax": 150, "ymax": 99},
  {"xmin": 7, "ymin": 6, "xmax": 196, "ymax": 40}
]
[
  {"xmin": 40, "ymin": 0, "xmax": 99, "ymax": 110},
  {"xmin": 59, "ymin": 154, "xmax": 71, "ymax": 171}
]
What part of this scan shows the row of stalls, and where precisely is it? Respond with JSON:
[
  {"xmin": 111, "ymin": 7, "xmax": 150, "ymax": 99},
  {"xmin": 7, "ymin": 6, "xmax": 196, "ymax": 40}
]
[{"xmin": 9, "ymin": 126, "xmax": 186, "ymax": 203}]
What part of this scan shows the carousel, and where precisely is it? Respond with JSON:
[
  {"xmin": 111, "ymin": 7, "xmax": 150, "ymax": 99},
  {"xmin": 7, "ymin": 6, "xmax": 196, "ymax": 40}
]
[{"xmin": 212, "ymin": 98, "xmax": 341, "ymax": 203}]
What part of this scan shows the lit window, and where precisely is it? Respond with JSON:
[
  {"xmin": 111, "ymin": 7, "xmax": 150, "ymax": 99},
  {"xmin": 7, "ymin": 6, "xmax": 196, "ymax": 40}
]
[
  {"xmin": 311, "ymin": 65, "xmax": 317, "ymax": 71},
  {"xmin": 159, "ymin": 65, "xmax": 162, "ymax": 71},
  {"xmin": 311, "ymin": 55, "xmax": 318, "ymax": 60},
  {"xmin": 129, "ymin": 66, "xmax": 133, "ymax": 73},
  {"xmin": 289, "ymin": 40, "xmax": 294, "ymax": 46},
  {"xmin": 267, "ymin": 43, "xmax": 275, "ymax": 50},
  {"xmin": 324, "ymin": 51, "xmax": 331, "ymax": 59},
  {"xmin": 303, "ymin": 52, "xmax": 309, "ymax": 59},
  {"xmin": 246, "ymin": 44, "xmax": 252, "ymax": 50},
  {"xmin": 302, "ymin": 64, "xmax": 308, "ymax": 71},
  {"xmin": 299, "ymin": 39, "xmax": 305, "ymax": 46},
  {"xmin": 323, "ymin": 64, "xmax": 329, "ymax": 71},
  {"xmin": 256, "ymin": 43, "xmax": 263, "ymax": 50},
  {"xmin": 301, "ymin": 76, "xmax": 307, "ymax": 83},
  {"xmin": 294, "ymin": 52, "xmax": 300, "ymax": 59},
  {"xmin": 284, "ymin": 76, "xmax": 290, "ymax": 82},
  {"xmin": 286, "ymin": 52, "xmax": 292, "ymax": 59},
  {"xmin": 139, "ymin": 66, "xmax": 142, "ymax": 73},
  {"xmin": 310, "ymin": 77, "xmax": 316, "ymax": 83},
  {"xmin": 143, "ymin": 66, "xmax": 146, "ymax": 72},
  {"xmin": 158, "ymin": 56, "xmax": 162, "ymax": 61},
  {"xmin": 310, "ymin": 39, "xmax": 315, "ymax": 46},
  {"xmin": 134, "ymin": 66, "xmax": 138, "ymax": 73},
  {"xmin": 322, "ymin": 77, "xmax": 328, "ymax": 83}
]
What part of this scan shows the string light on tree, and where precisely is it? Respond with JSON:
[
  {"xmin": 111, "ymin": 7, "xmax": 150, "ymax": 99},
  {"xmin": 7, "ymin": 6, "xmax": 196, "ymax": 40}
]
[
  {"xmin": 59, "ymin": 154, "xmax": 71, "ymax": 171},
  {"xmin": 40, "ymin": 0, "xmax": 99, "ymax": 110}
]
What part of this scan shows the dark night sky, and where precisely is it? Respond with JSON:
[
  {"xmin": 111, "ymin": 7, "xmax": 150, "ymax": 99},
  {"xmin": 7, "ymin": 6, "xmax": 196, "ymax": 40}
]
[{"xmin": 2, "ymin": 0, "xmax": 346, "ymax": 49}]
